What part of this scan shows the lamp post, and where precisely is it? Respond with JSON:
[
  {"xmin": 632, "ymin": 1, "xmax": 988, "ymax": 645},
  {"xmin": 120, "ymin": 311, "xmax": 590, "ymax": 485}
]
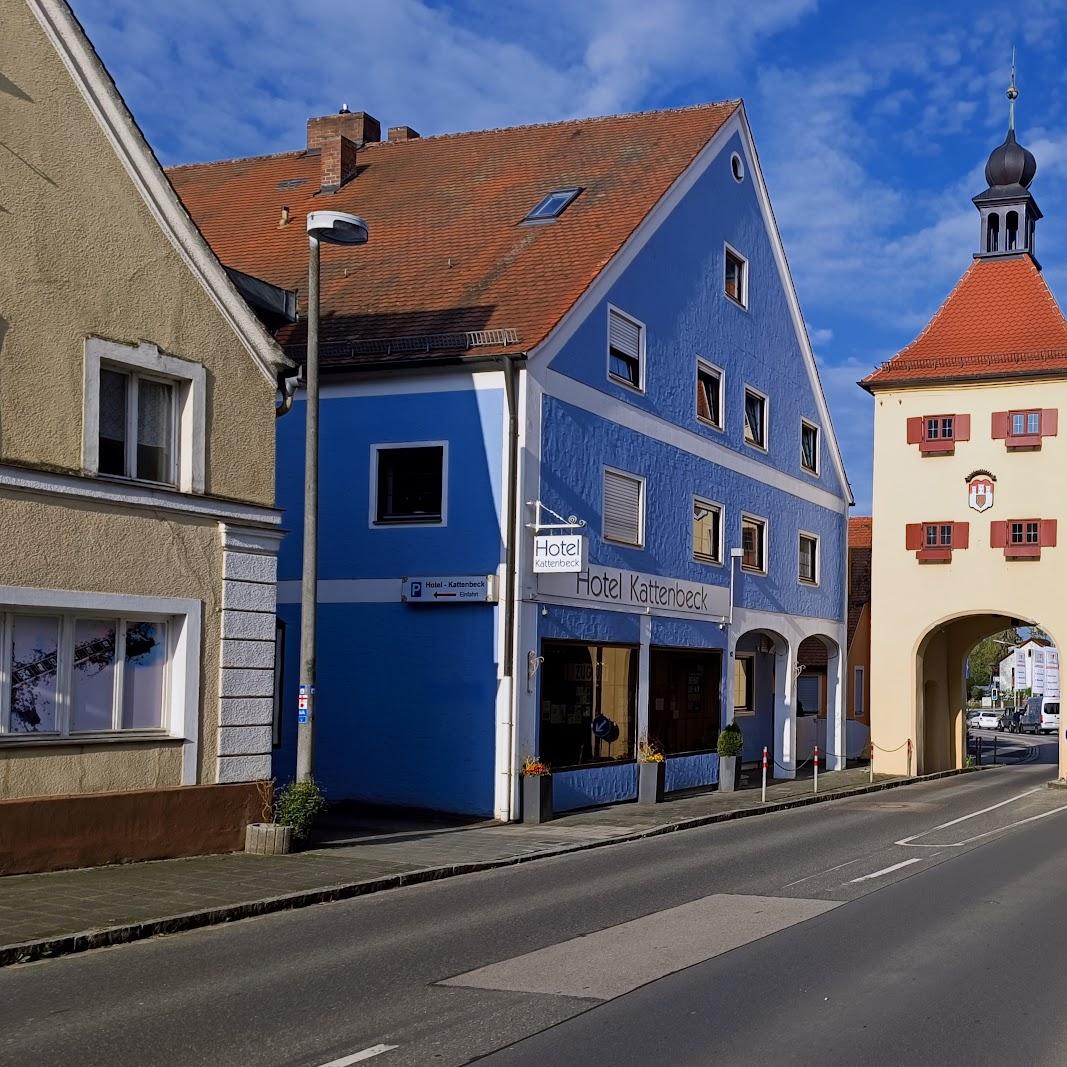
[{"xmin": 297, "ymin": 210, "xmax": 369, "ymax": 782}]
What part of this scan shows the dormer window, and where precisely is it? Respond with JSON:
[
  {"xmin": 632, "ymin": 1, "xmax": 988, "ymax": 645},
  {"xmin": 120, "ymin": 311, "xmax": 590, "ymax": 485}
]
[{"xmin": 524, "ymin": 187, "xmax": 581, "ymax": 222}]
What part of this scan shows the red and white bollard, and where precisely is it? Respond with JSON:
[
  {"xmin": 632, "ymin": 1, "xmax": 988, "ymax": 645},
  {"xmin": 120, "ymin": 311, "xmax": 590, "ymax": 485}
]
[
  {"xmin": 761, "ymin": 746, "xmax": 768, "ymax": 803},
  {"xmin": 814, "ymin": 744, "xmax": 820, "ymax": 795}
]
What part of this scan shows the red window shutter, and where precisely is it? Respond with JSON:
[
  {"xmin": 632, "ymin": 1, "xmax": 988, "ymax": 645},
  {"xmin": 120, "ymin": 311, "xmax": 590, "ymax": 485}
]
[
  {"xmin": 990, "ymin": 520, "xmax": 1007, "ymax": 548},
  {"xmin": 991, "ymin": 411, "xmax": 1009, "ymax": 440},
  {"xmin": 1041, "ymin": 519, "xmax": 1058, "ymax": 547},
  {"xmin": 1042, "ymin": 409, "xmax": 1058, "ymax": 437},
  {"xmin": 906, "ymin": 417, "xmax": 923, "ymax": 444},
  {"xmin": 953, "ymin": 522, "xmax": 969, "ymax": 549},
  {"xmin": 905, "ymin": 523, "xmax": 923, "ymax": 551},
  {"xmin": 954, "ymin": 414, "xmax": 970, "ymax": 441}
]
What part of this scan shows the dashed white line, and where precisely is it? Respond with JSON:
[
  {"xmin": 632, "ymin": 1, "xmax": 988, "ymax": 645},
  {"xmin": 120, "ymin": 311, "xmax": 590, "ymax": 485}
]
[
  {"xmin": 781, "ymin": 857, "xmax": 865, "ymax": 888},
  {"xmin": 848, "ymin": 858, "xmax": 923, "ymax": 883},
  {"xmin": 317, "ymin": 1044, "xmax": 398, "ymax": 1067},
  {"xmin": 895, "ymin": 787, "xmax": 1044, "ymax": 846}
]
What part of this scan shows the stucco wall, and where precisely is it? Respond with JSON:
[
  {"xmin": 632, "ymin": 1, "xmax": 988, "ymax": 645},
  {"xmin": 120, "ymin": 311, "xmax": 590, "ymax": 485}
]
[
  {"xmin": 0, "ymin": 3, "xmax": 275, "ymax": 504},
  {"xmin": 0, "ymin": 490, "xmax": 225, "ymax": 799},
  {"xmin": 869, "ymin": 379, "xmax": 1067, "ymax": 777}
]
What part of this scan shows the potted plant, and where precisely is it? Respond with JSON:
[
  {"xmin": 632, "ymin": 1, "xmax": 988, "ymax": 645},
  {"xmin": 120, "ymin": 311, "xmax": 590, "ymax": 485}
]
[
  {"xmin": 521, "ymin": 756, "xmax": 553, "ymax": 824},
  {"xmin": 245, "ymin": 777, "xmax": 327, "ymax": 855},
  {"xmin": 717, "ymin": 721, "xmax": 744, "ymax": 792},
  {"xmin": 637, "ymin": 738, "xmax": 666, "ymax": 805}
]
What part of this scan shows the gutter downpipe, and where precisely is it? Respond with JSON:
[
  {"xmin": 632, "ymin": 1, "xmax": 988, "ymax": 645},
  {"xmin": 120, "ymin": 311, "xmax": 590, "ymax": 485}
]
[{"xmin": 501, "ymin": 355, "xmax": 523, "ymax": 821}]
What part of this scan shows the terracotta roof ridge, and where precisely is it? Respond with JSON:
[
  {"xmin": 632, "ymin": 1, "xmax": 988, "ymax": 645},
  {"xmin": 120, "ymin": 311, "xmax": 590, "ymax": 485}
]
[
  {"xmin": 871, "ymin": 346, "xmax": 1067, "ymax": 374},
  {"xmin": 166, "ymin": 147, "xmax": 308, "ymax": 174}
]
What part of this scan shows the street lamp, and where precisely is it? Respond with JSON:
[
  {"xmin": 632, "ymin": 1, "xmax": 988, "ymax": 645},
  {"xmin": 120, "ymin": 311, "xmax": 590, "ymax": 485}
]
[{"xmin": 297, "ymin": 210, "xmax": 369, "ymax": 782}]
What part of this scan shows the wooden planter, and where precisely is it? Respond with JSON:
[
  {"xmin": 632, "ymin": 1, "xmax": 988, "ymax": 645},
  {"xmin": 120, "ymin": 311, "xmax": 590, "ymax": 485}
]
[
  {"xmin": 718, "ymin": 755, "xmax": 741, "ymax": 793},
  {"xmin": 245, "ymin": 822, "xmax": 293, "ymax": 856},
  {"xmin": 522, "ymin": 774, "xmax": 553, "ymax": 824},
  {"xmin": 638, "ymin": 760, "xmax": 666, "ymax": 805}
]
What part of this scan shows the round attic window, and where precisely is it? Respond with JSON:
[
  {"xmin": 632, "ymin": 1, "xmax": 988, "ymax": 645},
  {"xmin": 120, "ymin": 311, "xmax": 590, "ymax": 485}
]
[{"xmin": 730, "ymin": 152, "xmax": 745, "ymax": 182}]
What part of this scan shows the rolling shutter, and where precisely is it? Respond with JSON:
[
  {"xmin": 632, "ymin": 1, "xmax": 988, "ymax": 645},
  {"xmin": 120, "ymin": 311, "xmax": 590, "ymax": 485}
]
[
  {"xmin": 603, "ymin": 469, "xmax": 643, "ymax": 545},
  {"xmin": 609, "ymin": 310, "xmax": 642, "ymax": 361}
]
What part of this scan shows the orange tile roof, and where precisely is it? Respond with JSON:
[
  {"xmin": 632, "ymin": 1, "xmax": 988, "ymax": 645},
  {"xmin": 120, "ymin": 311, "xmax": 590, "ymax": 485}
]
[
  {"xmin": 862, "ymin": 255, "xmax": 1067, "ymax": 388},
  {"xmin": 848, "ymin": 516, "xmax": 872, "ymax": 549},
  {"xmin": 168, "ymin": 102, "xmax": 740, "ymax": 368}
]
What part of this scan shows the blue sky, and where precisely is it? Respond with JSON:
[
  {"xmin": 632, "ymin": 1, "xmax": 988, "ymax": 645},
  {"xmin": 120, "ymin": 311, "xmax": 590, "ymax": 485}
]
[{"xmin": 72, "ymin": 0, "xmax": 1067, "ymax": 510}]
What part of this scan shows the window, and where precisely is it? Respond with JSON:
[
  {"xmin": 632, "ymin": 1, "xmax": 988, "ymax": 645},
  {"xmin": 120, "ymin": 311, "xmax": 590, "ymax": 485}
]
[
  {"xmin": 799, "ymin": 533, "xmax": 818, "ymax": 584},
  {"xmin": 272, "ymin": 618, "xmax": 285, "ymax": 749},
  {"xmin": 607, "ymin": 307, "xmax": 644, "ymax": 390},
  {"xmin": 84, "ymin": 338, "xmax": 206, "ymax": 494},
  {"xmin": 524, "ymin": 187, "xmax": 581, "ymax": 222},
  {"xmin": 925, "ymin": 523, "xmax": 953, "ymax": 548},
  {"xmin": 801, "ymin": 420, "xmax": 819, "ymax": 474},
  {"xmin": 649, "ymin": 649, "xmax": 721, "ymax": 754},
  {"xmin": 906, "ymin": 521, "xmax": 968, "ymax": 559},
  {"xmin": 796, "ymin": 673, "xmax": 823, "ymax": 716},
  {"xmin": 693, "ymin": 498, "xmax": 722, "ymax": 564},
  {"xmin": 725, "ymin": 246, "xmax": 747, "ymax": 307},
  {"xmin": 906, "ymin": 413, "xmax": 969, "ymax": 453},
  {"xmin": 1, "ymin": 611, "xmax": 168, "ymax": 737},
  {"xmin": 741, "ymin": 514, "xmax": 767, "ymax": 573},
  {"xmin": 1011, "ymin": 411, "xmax": 1041, "ymax": 436},
  {"xmin": 992, "ymin": 408, "xmax": 1056, "ymax": 449},
  {"xmin": 1010, "ymin": 521, "xmax": 1040, "ymax": 545},
  {"xmin": 603, "ymin": 468, "xmax": 644, "ymax": 546},
  {"xmin": 925, "ymin": 416, "xmax": 954, "ymax": 441},
  {"xmin": 730, "ymin": 152, "xmax": 745, "ymax": 182},
  {"xmin": 993, "ymin": 518, "xmax": 1056, "ymax": 559},
  {"xmin": 733, "ymin": 654, "xmax": 754, "ymax": 715},
  {"xmin": 373, "ymin": 444, "xmax": 446, "ymax": 525},
  {"xmin": 744, "ymin": 388, "xmax": 767, "ymax": 449},
  {"xmin": 853, "ymin": 666, "xmax": 865, "ymax": 717},
  {"xmin": 696, "ymin": 360, "xmax": 723, "ymax": 428},
  {"xmin": 539, "ymin": 641, "xmax": 637, "ymax": 768}
]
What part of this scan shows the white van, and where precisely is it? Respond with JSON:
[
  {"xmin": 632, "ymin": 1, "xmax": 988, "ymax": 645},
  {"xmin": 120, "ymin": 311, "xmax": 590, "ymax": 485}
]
[{"xmin": 1022, "ymin": 696, "xmax": 1060, "ymax": 734}]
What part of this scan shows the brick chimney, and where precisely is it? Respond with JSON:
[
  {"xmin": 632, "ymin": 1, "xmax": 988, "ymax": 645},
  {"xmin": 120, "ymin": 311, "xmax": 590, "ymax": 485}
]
[
  {"xmin": 307, "ymin": 108, "xmax": 381, "ymax": 194},
  {"xmin": 388, "ymin": 126, "xmax": 420, "ymax": 142}
]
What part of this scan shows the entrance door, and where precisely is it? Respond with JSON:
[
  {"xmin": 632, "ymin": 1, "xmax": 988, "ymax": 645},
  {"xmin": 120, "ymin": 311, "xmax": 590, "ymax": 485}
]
[{"xmin": 648, "ymin": 649, "xmax": 722, "ymax": 755}]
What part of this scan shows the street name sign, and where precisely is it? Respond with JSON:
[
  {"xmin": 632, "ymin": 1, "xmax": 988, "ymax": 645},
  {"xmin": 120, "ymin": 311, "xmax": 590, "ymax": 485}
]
[
  {"xmin": 532, "ymin": 534, "xmax": 588, "ymax": 573},
  {"xmin": 402, "ymin": 575, "xmax": 497, "ymax": 604}
]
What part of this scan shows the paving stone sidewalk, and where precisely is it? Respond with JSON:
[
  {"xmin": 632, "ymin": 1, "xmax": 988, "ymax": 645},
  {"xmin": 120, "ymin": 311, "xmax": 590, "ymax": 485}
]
[{"xmin": 0, "ymin": 766, "xmax": 924, "ymax": 965}]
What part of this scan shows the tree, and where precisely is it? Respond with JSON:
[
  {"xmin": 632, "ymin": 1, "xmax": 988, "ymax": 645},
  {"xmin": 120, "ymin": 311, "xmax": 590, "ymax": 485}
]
[{"xmin": 966, "ymin": 629, "xmax": 1022, "ymax": 695}]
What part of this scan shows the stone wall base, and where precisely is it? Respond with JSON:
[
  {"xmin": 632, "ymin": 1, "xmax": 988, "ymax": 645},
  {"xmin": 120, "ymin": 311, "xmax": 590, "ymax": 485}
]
[{"xmin": 0, "ymin": 782, "xmax": 264, "ymax": 876}]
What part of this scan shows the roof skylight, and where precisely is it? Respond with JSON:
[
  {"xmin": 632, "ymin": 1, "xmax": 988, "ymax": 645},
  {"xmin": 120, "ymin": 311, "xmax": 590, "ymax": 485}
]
[{"xmin": 524, "ymin": 187, "xmax": 581, "ymax": 222}]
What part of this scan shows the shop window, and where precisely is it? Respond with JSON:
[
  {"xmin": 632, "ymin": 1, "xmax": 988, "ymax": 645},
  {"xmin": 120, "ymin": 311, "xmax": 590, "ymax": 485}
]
[
  {"xmin": 744, "ymin": 388, "xmax": 767, "ymax": 449},
  {"xmin": 801, "ymin": 420, "xmax": 819, "ymax": 475},
  {"xmin": 733, "ymin": 654, "xmax": 755, "ymax": 716},
  {"xmin": 603, "ymin": 467, "xmax": 644, "ymax": 547},
  {"xmin": 992, "ymin": 408, "xmax": 1057, "ymax": 450},
  {"xmin": 799, "ymin": 532, "xmax": 819, "ymax": 584},
  {"xmin": 373, "ymin": 443, "xmax": 446, "ymax": 525},
  {"xmin": 693, "ymin": 498, "xmax": 723, "ymax": 564},
  {"xmin": 607, "ymin": 306, "xmax": 644, "ymax": 391},
  {"xmin": 539, "ymin": 642, "xmax": 636, "ymax": 768},
  {"xmin": 725, "ymin": 245, "xmax": 748, "ymax": 308},
  {"xmin": 1, "ymin": 612, "xmax": 168, "ymax": 737},
  {"xmin": 696, "ymin": 360, "xmax": 723, "ymax": 429},
  {"xmin": 648, "ymin": 649, "xmax": 721, "ymax": 755},
  {"xmin": 741, "ymin": 514, "xmax": 767, "ymax": 573}
]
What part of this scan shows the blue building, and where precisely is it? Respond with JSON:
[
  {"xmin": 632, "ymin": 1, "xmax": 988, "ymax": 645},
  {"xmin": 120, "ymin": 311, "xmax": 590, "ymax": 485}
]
[{"xmin": 173, "ymin": 100, "xmax": 853, "ymax": 818}]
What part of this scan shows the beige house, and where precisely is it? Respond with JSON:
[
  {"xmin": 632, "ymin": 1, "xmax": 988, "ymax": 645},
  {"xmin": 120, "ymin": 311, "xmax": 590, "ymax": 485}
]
[
  {"xmin": 0, "ymin": 1, "xmax": 294, "ymax": 871},
  {"xmin": 863, "ymin": 114, "xmax": 1067, "ymax": 780}
]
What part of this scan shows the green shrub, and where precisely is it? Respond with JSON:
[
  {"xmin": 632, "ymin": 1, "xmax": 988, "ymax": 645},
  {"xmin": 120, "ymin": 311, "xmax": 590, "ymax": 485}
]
[
  {"xmin": 717, "ymin": 721, "xmax": 744, "ymax": 757},
  {"xmin": 274, "ymin": 778, "xmax": 327, "ymax": 841}
]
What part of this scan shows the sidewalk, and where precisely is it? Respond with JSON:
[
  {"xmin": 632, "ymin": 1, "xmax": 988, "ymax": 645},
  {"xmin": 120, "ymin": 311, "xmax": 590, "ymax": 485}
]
[{"xmin": 0, "ymin": 766, "xmax": 967, "ymax": 966}]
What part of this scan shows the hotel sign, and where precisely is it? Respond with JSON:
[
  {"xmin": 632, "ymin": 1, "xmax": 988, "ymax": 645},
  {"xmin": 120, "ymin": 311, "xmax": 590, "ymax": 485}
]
[
  {"xmin": 537, "ymin": 564, "xmax": 730, "ymax": 620},
  {"xmin": 532, "ymin": 534, "xmax": 588, "ymax": 573}
]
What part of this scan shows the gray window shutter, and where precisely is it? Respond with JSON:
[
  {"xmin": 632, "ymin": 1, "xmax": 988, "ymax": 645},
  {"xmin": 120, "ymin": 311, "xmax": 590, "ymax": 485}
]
[
  {"xmin": 609, "ymin": 310, "xmax": 642, "ymax": 360},
  {"xmin": 603, "ymin": 469, "xmax": 643, "ymax": 545}
]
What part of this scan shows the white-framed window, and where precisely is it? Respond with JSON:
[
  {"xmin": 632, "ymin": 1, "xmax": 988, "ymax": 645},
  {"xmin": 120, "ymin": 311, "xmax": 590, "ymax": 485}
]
[
  {"xmin": 370, "ymin": 441, "xmax": 448, "ymax": 526},
  {"xmin": 801, "ymin": 419, "xmax": 820, "ymax": 475},
  {"xmin": 724, "ymin": 243, "xmax": 748, "ymax": 309},
  {"xmin": 607, "ymin": 306, "xmax": 645, "ymax": 392},
  {"xmin": 853, "ymin": 666, "xmax": 865, "ymax": 718},
  {"xmin": 799, "ymin": 531, "xmax": 819, "ymax": 585},
  {"xmin": 744, "ymin": 387, "xmax": 768, "ymax": 450},
  {"xmin": 603, "ymin": 467, "xmax": 645, "ymax": 547},
  {"xmin": 693, "ymin": 497, "xmax": 723, "ymax": 565},
  {"xmin": 741, "ymin": 513, "xmax": 768, "ymax": 574},
  {"xmin": 730, "ymin": 152, "xmax": 745, "ymax": 183},
  {"xmin": 696, "ymin": 359, "xmax": 724, "ymax": 430},
  {"xmin": 733, "ymin": 653, "xmax": 755, "ymax": 716},
  {"xmin": 0, "ymin": 586, "xmax": 199, "ymax": 746},
  {"xmin": 83, "ymin": 338, "xmax": 206, "ymax": 494}
]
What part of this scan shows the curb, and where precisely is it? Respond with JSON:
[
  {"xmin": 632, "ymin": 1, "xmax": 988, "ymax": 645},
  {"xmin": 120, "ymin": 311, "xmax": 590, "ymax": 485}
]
[{"xmin": 0, "ymin": 765, "xmax": 979, "ymax": 968}]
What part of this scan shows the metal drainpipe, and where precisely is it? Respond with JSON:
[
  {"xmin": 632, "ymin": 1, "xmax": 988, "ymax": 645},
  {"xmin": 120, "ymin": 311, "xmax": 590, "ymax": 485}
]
[{"xmin": 502, "ymin": 356, "xmax": 523, "ymax": 820}]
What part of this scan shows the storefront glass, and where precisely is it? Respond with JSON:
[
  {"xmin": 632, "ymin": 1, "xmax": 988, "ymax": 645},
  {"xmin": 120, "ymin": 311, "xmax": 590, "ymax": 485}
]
[
  {"xmin": 649, "ymin": 649, "xmax": 721, "ymax": 754},
  {"xmin": 540, "ymin": 641, "xmax": 636, "ymax": 768}
]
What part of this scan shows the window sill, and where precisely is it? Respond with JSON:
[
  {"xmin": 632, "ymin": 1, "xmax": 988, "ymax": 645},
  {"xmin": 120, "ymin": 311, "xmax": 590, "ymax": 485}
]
[
  {"xmin": 740, "ymin": 565, "xmax": 767, "ymax": 576},
  {"xmin": 92, "ymin": 471, "xmax": 181, "ymax": 493},
  {"xmin": 604, "ymin": 536, "xmax": 644, "ymax": 549},
  {"xmin": 919, "ymin": 441, "xmax": 955, "ymax": 455},
  {"xmin": 607, "ymin": 373, "xmax": 645, "ymax": 395},
  {"xmin": 1006, "ymin": 436, "xmax": 1042, "ymax": 451},
  {"xmin": 799, "ymin": 577, "xmax": 819, "ymax": 587},
  {"xmin": 693, "ymin": 556, "xmax": 725, "ymax": 567},
  {"xmin": 0, "ymin": 730, "xmax": 180, "ymax": 749},
  {"xmin": 801, "ymin": 465, "xmax": 819, "ymax": 478},
  {"xmin": 724, "ymin": 294, "xmax": 749, "ymax": 312},
  {"xmin": 1005, "ymin": 545, "xmax": 1042, "ymax": 559},
  {"xmin": 695, "ymin": 416, "xmax": 724, "ymax": 433},
  {"xmin": 916, "ymin": 548, "xmax": 953, "ymax": 562},
  {"xmin": 372, "ymin": 518, "xmax": 444, "ymax": 528},
  {"xmin": 743, "ymin": 438, "xmax": 768, "ymax": 453}
]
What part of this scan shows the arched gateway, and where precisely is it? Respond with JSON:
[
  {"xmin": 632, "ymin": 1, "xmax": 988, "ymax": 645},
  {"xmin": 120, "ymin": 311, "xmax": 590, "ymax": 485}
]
[{"xmin": 862, "ymin": 88, "xmax": 1067, "ymax": 780}]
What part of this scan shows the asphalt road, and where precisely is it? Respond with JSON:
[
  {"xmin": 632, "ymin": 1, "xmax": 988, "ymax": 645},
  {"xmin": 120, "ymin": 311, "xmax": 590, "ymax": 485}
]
[{"xmin": 1, "ymin": 734, "xmax": 1064, "ymax": 1067}]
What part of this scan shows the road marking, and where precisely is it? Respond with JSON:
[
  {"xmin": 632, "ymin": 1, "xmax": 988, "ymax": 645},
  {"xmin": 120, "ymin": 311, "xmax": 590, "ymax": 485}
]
[
  {"xmin": 895, "ymin": 788, "xmax": 1043, "ymax": 846},
  {"xmin": 925, "ymin": 803, "xmax": 1067, "ymax": 848},
  {"xmin": 782, "ymin": 857, "xmax": 865, "ymax": 888},
  {"xmin": 317, "ymin": 1045, "xmax": 398, "ymax": 1066},
  {"xmin": 848, "ymin": 858, "xmax": 922, "ymax": 883}
]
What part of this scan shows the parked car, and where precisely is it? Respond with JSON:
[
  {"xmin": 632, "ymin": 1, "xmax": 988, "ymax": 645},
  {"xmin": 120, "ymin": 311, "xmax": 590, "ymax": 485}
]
[
  {"xmin": 1019, "ymin": 696, "xmax": 1060, "ymax": 734},
  {"xmin": 1040, "ymin": 701, "xmax": 1060, "ymax": 735},
  {"xmin": 967, "ymin": 710, "xmax": 982, "ymax": 727},
  {"xmin": 976, "ymin": 710, "xmax": 1003, "ymax": 730}
]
